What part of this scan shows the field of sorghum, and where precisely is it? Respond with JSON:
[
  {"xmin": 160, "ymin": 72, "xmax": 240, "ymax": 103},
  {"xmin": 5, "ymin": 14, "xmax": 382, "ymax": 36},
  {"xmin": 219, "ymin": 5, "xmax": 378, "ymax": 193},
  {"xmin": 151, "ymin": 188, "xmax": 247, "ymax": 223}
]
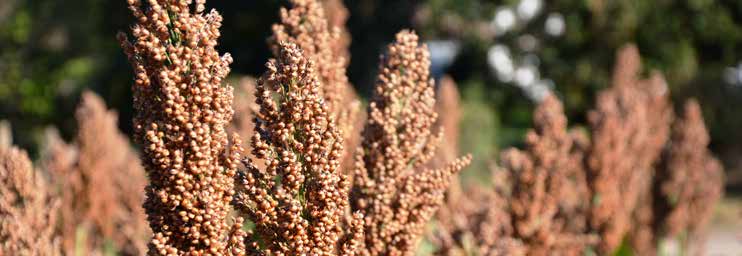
[{"xmin": 0, "ymin": 0, "xmax": 730, "ymax": 255}]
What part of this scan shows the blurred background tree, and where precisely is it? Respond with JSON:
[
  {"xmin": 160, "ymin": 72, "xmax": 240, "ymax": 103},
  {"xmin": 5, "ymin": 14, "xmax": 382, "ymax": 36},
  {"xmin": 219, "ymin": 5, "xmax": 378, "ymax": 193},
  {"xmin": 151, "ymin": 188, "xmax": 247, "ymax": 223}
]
[{"xmin": 1, "ymin": 0, "xmax": 741, "ymax": 189}]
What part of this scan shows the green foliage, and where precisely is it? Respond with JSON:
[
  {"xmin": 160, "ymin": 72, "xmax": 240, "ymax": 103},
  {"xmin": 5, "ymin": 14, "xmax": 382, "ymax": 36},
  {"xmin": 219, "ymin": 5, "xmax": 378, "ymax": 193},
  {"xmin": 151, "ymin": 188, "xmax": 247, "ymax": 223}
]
[
  {"xmin": 415, "ymin": 237, "xmax": 437, "ymax": 256},
  {"xmin": 612, "ymin": 238, "xmax": 633, "ymax": 256}
]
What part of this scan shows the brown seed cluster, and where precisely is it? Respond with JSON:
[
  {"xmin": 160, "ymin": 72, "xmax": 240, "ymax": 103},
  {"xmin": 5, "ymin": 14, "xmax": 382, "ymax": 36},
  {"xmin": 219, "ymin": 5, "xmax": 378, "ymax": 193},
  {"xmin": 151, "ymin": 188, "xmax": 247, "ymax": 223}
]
[
  {"xmin": 0, "ymin": 0, "xmax": 730, "ymax": 254},
  {"xmin": 233, "ymin": 41, "xmax": 361, "ymax": 255},
  {"xmin": 270, "ymin": 0, "xmax": 362, "ymax": 175},
  {"xmin": 500, "ymin": 94, "xmax": 596, "ymax": 255},
  {"xmin": 229, "ymin": 77, "xmax": 267, "ymax": 173},
  {"xmin": 586, "ymin": 45, "xmax": 673, "ymax": 254},
  {"xmin": 350, "ymin": 30, "xmax": 471, "ymax": 256},
  {"xmin": 41, "ymin": 91, "xmax": 149, "ymax": 255},
  {"xmin": 269, "ymin": 0, "xmax": 347, "ymax": 112},
  {"xmin": 431, "ymin": 179, "xmax": 525, "ymax": 256},
  {"xmin": 0, "ymin": 146, "xmax": 60, "ymax": 255},
  {"xmin": 430, "ymin": 76, "xmax": 464, "ymax": 215},
  {"xmin": 429, "ymin": 76, "xmax": 462, "ymax": 171},
  {"xmin": 118, "ymin": 0, "xmax": 244, "ymax": 254},
  {"xmin": 321, "ymin": 0, "xmax": 352, "ymax": 61},
  {"xmin": 655, "ymin": 99, "xmax": 724, "ymax": 254},
  {"xmin": 430, "ymin": 45, "xmax": 723, "ymax": 255},
  {"xmin": 231, "ymin": 77, "xmax": 258, "ymax": 148},
  {"xmin": 432, "ymin": 96, "xmax": 598, "ymax": 256},
  {"xmin": 551, "ymin": 128, "xmax": 594, "ymax": 244},
  {"xmin": 626, "ymin": 99, "xmax": 723, "ymax": 256},
  {"xmin": 429, "ymin": 78, "xmax": 525, "ymax": 256}
]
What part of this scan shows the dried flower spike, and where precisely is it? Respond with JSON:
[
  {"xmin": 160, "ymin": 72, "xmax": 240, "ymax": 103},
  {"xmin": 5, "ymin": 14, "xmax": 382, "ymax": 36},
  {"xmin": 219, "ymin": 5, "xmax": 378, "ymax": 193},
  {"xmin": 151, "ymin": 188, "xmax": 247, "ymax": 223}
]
[
  {"xmin": 351, "ymin": 30, "xmax": 471, "ymax": 256},
  {"xmin": 429, "ymin": 75, "xmax": 462, "ymax": 171},
  {"xmin": 231, "ymin": 77, "xmax": 259, "ymax": 146},
  {"xmin": 655, "ymin": 99, "xmax": 723, "ymax": 254},
  {"xmin": 270, "ymin": 0, "xmax": 348, "ymax": 113},
  {"xmin": 321, "ymin": 0, "xmax": 352, "ymax": 61},
  {"xmin": 118, "ymin": 0, "xmax": 243, "ymax": 254},
  {"xmin": 233, "ymin": 41, "xmax": 361, "ymax": 255},
  {"xmin": 431, "ymin": 180, "xmax": 525, "ymax": 256},
  {"xmin": 498, "ymin": 95, "xmax": 587, "ymax": 255},
  {"xmin": 587, "ymin": 45, "xmax": 672, "ymax": 254},
  {"xmin": 0, "ymin": 146, "xmax": 61, "ymax": 255},
  {"xmin": 43, "ymin": 91, "xmax": 148, "ymax": 255},
  {"xmin": 432, "ymin": 95, "xmax": 596, "ymax": 256},
  {"xmin": 429, "ymin": 76, "xmax": 464, "ymax": 223},
  {"xmin": 270, "ymin": 0, "xmax": 362, "ymax": 175}
]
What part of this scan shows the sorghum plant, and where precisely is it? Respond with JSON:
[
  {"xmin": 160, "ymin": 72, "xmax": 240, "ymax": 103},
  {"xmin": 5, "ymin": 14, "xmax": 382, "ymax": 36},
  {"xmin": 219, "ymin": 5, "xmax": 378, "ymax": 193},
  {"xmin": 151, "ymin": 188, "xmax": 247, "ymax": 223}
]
[
  {"xmin": 432, "ymin": 175, "xmax": 525, "ymax": 256},
  {"xmin": 430, "ymin": 76, "xmax": 463, "ymax": 208},
  {"xmin": 655, "ymin": 99, "xmax": 724, "ymax": 254},
  {"xmin": 554, "ymin": 128, "xmax": 593, "ymax": 242},
  {"xmin": 118, "ymin": 0, "xmax": 244, "ymax": 254},
  {"xmin": 269, "ymin": 0, "xmax": 349, "ymax": 110},
  {"xmin": 500, "ymin": 94, "xmax": 595, "ymax": 255},
  {"xmin": 350, "ymin": 30, "xmax": 472, "ymax": 256},
  {"xmin": 321, "ymin": 0, "xmax": 351, "ymax": 61},
  {"xmin": 432, "ymin": 95, "xmax": 597, "ymax": 256},
  {"xmin": 230, "ymin": 77, "xmax": 267, "ymax": 171},
  {"xmin": 233, "ymin": 41, "xmax": 362, "ymax": 255},
  {"xmin": 431, "ymin": 45, "xmax": 703, "ymax": 256},
  {"xmin": 43, "ymin": 91, "xmax": 148, "ymax": 255},
  {"xmin": 231, "ymin": 77, "xmax": 258, "ymax": 148},
  {"xmin": 426, "ymin": 77, "xmax": 460, "ymax": 252},
  {"xmin": 587, "ymin": 45, "xmax": 673, "ymax": 254},
  {"xmin": 624, "ymin": 73, "xmax": 675, "ymax": 256},
  {"xmin": 429, "ymin": 75, "xmax": 462, "ymax": 171},
  {"xmin": 269, "ymin": 0, "xmax": 362, "ymax": 174},
  {"xmin": 0, "ymin": 146, "xmax": 60, "ymax": 255}
]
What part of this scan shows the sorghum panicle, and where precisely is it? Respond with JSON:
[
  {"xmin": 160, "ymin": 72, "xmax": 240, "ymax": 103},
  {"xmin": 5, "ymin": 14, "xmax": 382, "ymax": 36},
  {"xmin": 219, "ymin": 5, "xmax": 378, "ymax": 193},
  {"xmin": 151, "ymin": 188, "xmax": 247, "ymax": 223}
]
[
  {"xmin": 270, "ymin": 0, "xmax": 347, "ymax": 112},
  {"xmin": 430, "ymin": 76, "xmax": 464, "ymax": 215},
  {"xmin": 233, "ymin": 41, "xmax": 362, "ymax": 255},
  {"xmin": 351, "ymin": 30, "xmax": 472, "ymax": 256},
  {"xmin": 321, "ymin": 0, "xmax": 352, "ymax": 61},
  {"xmin": 0, "ymin": 146, "xmax": 61, "ymax": 255},
  {"xmin": 655, "ymin": 99, "xmax": 724, "ymax": 254},
  {"xmin": 430, "ymin": 77, "xmax": 527, "ymax": 256},
  {"xmin": 118, "ymin": 0, "xmax": 243, "ymax": 254},
  {"xmin": 626, "ymin": 72, "xmax": 676, "ymax": 256},
  {"xmin": 428, "ymin": 76, "xmax": 462, "ymax": 171},
  {"xmin": 270, "ymin": 0, "xmax": 362, "ymax": 174},
  {"xmin": 431, "ymin": 181, "xmax": 525, "ymax": 256},
  {"xmin": 45, "ymin": 91, "xmax": 148, "ymax": 255},
  {"xmin": 229, "ymin": 77, "xmax": 267, "ymax": 173},
  {"xmin": 501, "ymin": 95, "xmax": 596, "ymax": 255},
  {"xmin": 231, "ymin": 77, "xmax": 258, "ymax": 149},
  {"xmin": 587, "ymin": 44, "xmax": 673, "ymax": 254},
  {"xmin": 432, "ymin": 95, "xmax": 598, "ymax": 256}
]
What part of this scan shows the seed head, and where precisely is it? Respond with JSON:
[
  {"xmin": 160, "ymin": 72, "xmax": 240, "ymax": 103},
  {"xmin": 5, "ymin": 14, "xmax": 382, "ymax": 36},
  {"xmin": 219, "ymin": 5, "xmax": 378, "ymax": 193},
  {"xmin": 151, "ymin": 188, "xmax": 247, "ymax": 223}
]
[
  {"xmin": 234, "ymin": 41, "xmax": 362, "ymax": 255},
  {"xmin": 587, "ymin": 45, "xmax": 673, "ymax": 253},
  {"xmin": 351, "ymin": 30, "xmax": 471, "ymax": 256},
  {"xmin": 118, "ymin": 0, "xmax": 243, "ymax": 254},
  {"xmin": 0, "ymin": 146, "xmax": 61, "ymax": 255}
]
